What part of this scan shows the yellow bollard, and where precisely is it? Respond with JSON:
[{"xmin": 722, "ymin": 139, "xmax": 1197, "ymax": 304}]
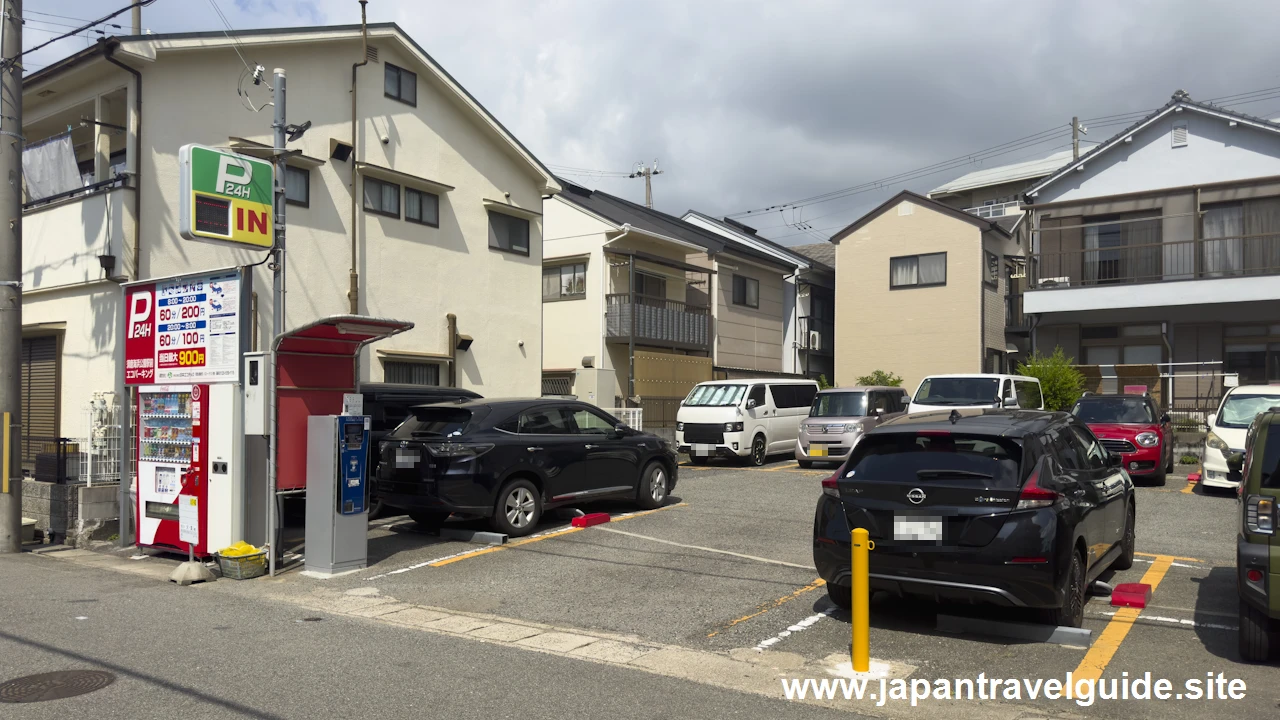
[{"xmin": 851, "ymin": 527, "xmax": 873, "ymax": 672}]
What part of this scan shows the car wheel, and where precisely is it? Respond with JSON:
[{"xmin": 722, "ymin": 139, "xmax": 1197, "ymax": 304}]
[
  {"xmin": 1165, "ymin": 453, "xmax": 1175, "ymax": 474},
  {"xmin": 1113, "ymin": 504, "xmax": 1136, "ymax": 571},
  {"xmin": 636, "ymin": 462, "xmax": 669, "ymax": 510},
  {"xmin": 826, "ymin": 583, "xmax": 852, "ymax": 611},
  {"xmin": 490, "ymin": 479, "xmax": 542, "ymax": 537},
  {"xmin": 797, "ymin": 459, "xmax": 813, "ymax": 469},
  {"xmin": 1043, "ymin": 550, "xmax": 1086, "ymax": 628},
  {"xmin": 409, "ymin": 510, "xmax": 448, "ymax": 529},
  {"xmin": 749, "ymin": 435, "xmax": 767, "ymax": 467},
  {"xmin": 1152, "ymin": 466, "xmax": 1167, "ymax": 486},
  {"xmin": 690, "ymin": 455, "xmax": 709, "ymax": 466},
  {"xmin": 1239, "ymin": 599, "xmax": 1276, "ymax": 663}
]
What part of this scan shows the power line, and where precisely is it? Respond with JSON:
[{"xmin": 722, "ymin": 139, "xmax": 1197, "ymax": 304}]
[
  {"xmin": 5, "ymin": 0, "xmax": 157, "ymax": 70},
  {"xmin": 205, "ymin": 0, "xmax": 254, "ymax": 74},
  {"xmin": 25, "ymin": 9, "xmax": 99, "ymax": 24}
]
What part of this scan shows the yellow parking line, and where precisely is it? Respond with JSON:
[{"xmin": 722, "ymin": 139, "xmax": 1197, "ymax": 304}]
[
  {"xmin": 706, "ymin": 578, "xmax": 827, "ymax": 637},
  {"xmin": 762, "ymin": 462, "xmax": 801, "ymax": 472},
  {"xmin": 1072, "ymin": 554, "xmax": 1174, "ymax": 682},
  {"xmin": 427, "ymin": 503, "xmax": 688, "ymax": 568},
  {"xmin": 1180, "ymin": 481, "xmax": 1196, "ymax": 494},
  {"xmin": 1135, "ymin": 550, "xmax": 1201, "ymax": 563}
]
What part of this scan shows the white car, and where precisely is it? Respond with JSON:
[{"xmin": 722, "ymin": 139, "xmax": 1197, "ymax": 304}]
[
  {"xmin": 908, "ymin": 373, "xmax": 1044, "ymax": 414},
  {"xmin": 676, "ymin": 379, "xmax": 820, "ymax": 466},
  {"xmin": 1202, "ymin": 384, "xmax": 1280, "ymax": 489}
]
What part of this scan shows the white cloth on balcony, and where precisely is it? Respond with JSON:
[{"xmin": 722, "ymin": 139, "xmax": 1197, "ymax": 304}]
[{"xmin": 22, "ymin": 132, "xmax": 81, "ymax": 203}]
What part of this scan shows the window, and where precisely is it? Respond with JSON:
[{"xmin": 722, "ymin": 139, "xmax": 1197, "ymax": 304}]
[
  {"xmin": 635, "ymin": 272, "xmax": 666, "ymax": 300},
  {"xmin": 732, "ymin": 274, "xmax": 759, "ymax": 308},
  {"xmin": 384, "ymin": 63, "xmax": 417, "ymax": 106},
  {"xmin": 889, "ymin": 252, "xmax": 946, "ymax": 289},
  {"xmin": 1047, "ymin": 428, "xmax": 1086, "ymax": 471},
  {"xmin": 384, "ymin": 361, "xmax": 439, "ymax": 386},
  {"xmin": 405, "ymin": 188, "xmax": 439, "ymax": 227},
  {"xmin": 543, "ymin": 263, "xmax": 586, "ymax": 301},
  {"xmin": 285, "ymin": 166, "xmax": 309, "ymax": 207},
  {"xmin": 810, "ymin": 392, "xmax": 866, "ymax": 417},
  {"xmin": 1014, "ymin": 380, "xmax": 1043, "ymax": 410},
  {"xmin": 364, "ymin": 177, "xmax": 400, "ymax": 218},
  {"xmin": 1070, "ymin": 424, "xmax": 1109, "ymax": 470},
  {"xmin": 683, "ymin": 384, "xmax": 746, "ymax": 407},
  {"xmin": 488, "ymin": 211, "xmax": 530, "ymax": 255},
  {"xmin": 1082, "ymin": 213, "xmax": 1160, "ymax": 284},
  {"xmin": 571, "ymin": 408, "xmax": 617, "ymax": 435},
  {"xmin": 984, "ymin": 250, "xmax": 999, "ymax": 287},
  {"xmin": 747, "ymin": 384, "xmax": 766, "ymax": 408},
  {"xmin": 517, "ymin": 407, "xmax": 575, "ymax": 435}
]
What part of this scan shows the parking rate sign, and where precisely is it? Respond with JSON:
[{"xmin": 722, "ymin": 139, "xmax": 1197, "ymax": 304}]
[
  {"xmin": 125, "ymin": 270, "xmax": 243, "ymax": 385},
  {"xmin": 179, "ymin": 144, "xmax": 274, "ymax": 247}
]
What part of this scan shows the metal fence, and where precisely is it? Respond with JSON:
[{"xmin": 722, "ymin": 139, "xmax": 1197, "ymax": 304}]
[
  {"xmin": 604, "ymin": 407, "xmax": 643, "ymax": 431},
  {"xmin": 79, "ymin": 393, "xmax": 128, "ymax": 486}
]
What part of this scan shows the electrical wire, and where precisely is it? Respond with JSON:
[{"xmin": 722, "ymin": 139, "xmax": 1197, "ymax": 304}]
[
  {"xmin": 25, "ymin": 9, "xmax": 100, "ymax": 25},
  {"xmin": 205, "ymin": 0, "xmax": 255, "ymax": 75},
  {"xmin": 4, "ymin": 0, "xmax": 157, "ymax": 70}
]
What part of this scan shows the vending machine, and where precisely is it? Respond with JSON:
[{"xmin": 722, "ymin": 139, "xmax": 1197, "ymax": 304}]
[{"xmin": 136, "ymin": 383, "xmax": 243, "ymax": 557}]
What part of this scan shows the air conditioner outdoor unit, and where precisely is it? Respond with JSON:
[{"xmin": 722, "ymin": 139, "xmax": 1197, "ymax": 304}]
[{"xmin": 808, "ymin": 330, "xmax": 821, "ymax": 350}]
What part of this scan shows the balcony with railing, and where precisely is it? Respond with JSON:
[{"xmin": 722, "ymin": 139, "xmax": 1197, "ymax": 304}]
[
  {"xmin": 963, "ymin": 200, "xmax": 1021, "ymax": 219},
  {"xmin": 797, "ymin": 315, "xmax": 834, "ymax": 354},
  {"xmin": 606, "ymin": 294, "xmax": 711, "ymax": 351}
]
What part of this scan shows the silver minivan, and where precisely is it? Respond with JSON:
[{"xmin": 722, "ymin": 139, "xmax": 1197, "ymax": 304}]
[{"xmin": 795, "ymin": 386, "xmax": 910, "ymax": 468}]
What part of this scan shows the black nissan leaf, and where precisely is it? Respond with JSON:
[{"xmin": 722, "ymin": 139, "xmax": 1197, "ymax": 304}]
[{"xmin": 813, "ymin": 409, "xmax": 1135, "ymax": 627}]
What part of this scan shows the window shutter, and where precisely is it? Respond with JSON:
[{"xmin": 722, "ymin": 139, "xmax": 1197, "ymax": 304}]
[{"xmin": 1172, "ymin": 122, "xmax": 1188, "ymax": 148}]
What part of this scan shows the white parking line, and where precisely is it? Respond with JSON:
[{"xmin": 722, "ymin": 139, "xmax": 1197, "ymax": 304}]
[
  {"xmin": 1093, "ymin": 611, "xmax": 1237, "ymax": 632},
  {"xmin": 1132, "ymin": 557, "xmax": 1206, "ymax": 570},
  {"xmin": 754, "ymin": 608, "xmax": 838, "ymax": 651},
  {"xmin": 595, "ymin": 526, "xmax": 815, "ymax": 570}
]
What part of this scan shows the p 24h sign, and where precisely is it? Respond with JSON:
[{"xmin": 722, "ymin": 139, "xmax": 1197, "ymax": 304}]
[{"xmin": 179, "ymin": 144, "xmax": 274, "ymax": 248}]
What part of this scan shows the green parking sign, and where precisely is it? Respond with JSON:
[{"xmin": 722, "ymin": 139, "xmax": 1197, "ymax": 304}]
[{"xmin": 179, "ymin": 144, "xmax": 275, "ymax": 248}]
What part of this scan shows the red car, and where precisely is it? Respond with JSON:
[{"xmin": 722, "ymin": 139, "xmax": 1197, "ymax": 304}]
[{"xmin": 1070, "ymin": 393, "xmax": 1175, "ymax": 485}]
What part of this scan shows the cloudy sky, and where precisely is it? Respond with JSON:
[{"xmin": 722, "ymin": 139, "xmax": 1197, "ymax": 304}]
[{"xmin": 24, "ymin": 0, "xmax": 1280, "ymax": 245}]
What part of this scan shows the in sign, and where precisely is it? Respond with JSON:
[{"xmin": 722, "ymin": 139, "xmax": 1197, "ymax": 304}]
[{"xmin": 179, "ymin": 144, "xmax": 274, "ymax": 248}]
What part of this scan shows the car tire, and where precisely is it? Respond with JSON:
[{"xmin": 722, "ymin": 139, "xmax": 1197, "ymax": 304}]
[
  {"xmin": 636, "ymin": 462, "xmax": 669, "ymax": 510},
  {"xmin": 797, "ymin": 459, "xmax": 813, "ymax": 469},
  {"xmin": 1153, "ymin": 467, "xmax": 1167, "ymax": 486},
  {"xmin": 409, "ymin": 510, "xmax": 449, "ymax": 529},
  {"xmin": 1239, "ymin": 599, "xmax": 1276, "ymax": 663},
  {"xmin": 690, "ymin": 456, "xmax": 709, "ymax": 466},
  {"xmin": 1043, "ymin": 549, "xmax": 1086, "ymax": 628},
  {"xmin": 490, "ymin": 479, "xmax": 542, "ymax": 538},
  {"xmin": 748, "ymin": 434, "xmax": 767, "ymax": 467},
  {"xmin": 1112, "ymin": 503, "xmax": 1136, "ymax": 571},
  {"xmin": 826, "ymin": 583, "xmax": 852, "ymax": 611},
  {"xmin": 1165, "ymin": 453, "xmax": 1175, "ymax": 474}
]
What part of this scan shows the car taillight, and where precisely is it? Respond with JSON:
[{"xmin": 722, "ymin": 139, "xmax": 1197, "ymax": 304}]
[
  {"xmin": 424, "ymin": 442, "xmax": 494, "ymax": 459},
  {"xmin": 821, "ymin": 476, "xmax": 839, "ymax": 497},
  {"xmin": 1245, "ymin": 495, "xmax": 1276, "ymax": 535},
  {"xmin": 1016, "ymin": 469, "xmax": 1058, "ymax": 510}
]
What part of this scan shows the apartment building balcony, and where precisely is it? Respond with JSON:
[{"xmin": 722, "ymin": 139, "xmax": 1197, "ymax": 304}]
[
  {"xmin": 606, "ymin": 294, "xmax": 711, "ymax": 351},
  {"xmin": 23, "ymin": 177, "xmax": 136, "ymax": 291},
  {"xmin": 797, "ymin": 315, "xmax": 834, "ymax": 355},
  {"xmin": 963, "ymin": 200, "xmax": 1021, "ymax": 219},
  {"xmin": 1025, "ymin": 233, "xmax": 1280, "ymax": 314}
]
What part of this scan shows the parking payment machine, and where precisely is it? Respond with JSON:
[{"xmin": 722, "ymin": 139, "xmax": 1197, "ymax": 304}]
[{"xmin": 304, "ymin": 415, "xmax": 370, "ymax": 575}]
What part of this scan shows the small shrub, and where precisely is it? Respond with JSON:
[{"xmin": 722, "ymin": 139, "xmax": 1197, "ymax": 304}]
[
  {"xmin": 817, "ymin": 374, "xmax": 833, "ymax": 390},
  {"xmin": 1016, "ymin": 347, "xmax": 1085, "ymax": 411},
  {"xmin": 855, "ymin": 370, "xmax": 903, "ymax": 387}
]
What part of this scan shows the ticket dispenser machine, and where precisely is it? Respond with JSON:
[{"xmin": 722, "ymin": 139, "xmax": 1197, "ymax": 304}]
[{"xmin": 304, "ymin": 414, "xmax": 370, "ymax": 574}]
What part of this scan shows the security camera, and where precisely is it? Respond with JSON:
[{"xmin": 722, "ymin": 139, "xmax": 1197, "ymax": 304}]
[{"xmin": 380, "ymin": 134, "xmax": 390, "ymax": 145}]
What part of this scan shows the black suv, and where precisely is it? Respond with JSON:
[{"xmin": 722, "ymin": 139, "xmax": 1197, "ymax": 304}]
[
  {"xmin": 375, "ymin": 399, "xmax": 678, "ymax": 536},
  {"xmin": 1227, "ymin": 405, "xmax": 1280, "ymax": 662},
  {"xmin": 814, "ymin": 409, "xmax": 1135, "ymax": 627}
]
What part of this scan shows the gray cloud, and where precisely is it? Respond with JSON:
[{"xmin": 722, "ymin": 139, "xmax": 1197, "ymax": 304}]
[{"xmin": 28, "ymin": 0, "xmax": 1280, "ymax": 244}]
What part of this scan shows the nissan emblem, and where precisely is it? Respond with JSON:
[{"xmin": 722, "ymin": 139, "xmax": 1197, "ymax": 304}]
[{"xmin": 907, "ymin": 487, "xmax": 926, "ymax": 504}]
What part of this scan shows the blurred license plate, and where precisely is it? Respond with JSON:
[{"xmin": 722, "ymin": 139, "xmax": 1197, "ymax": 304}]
[
  {"xmin": 396, "ymin": 450, "xmax": 419, "ymax": 468},
  {"xmin": 693, "ymin": 444, "xmax": 712, "ymax": 456},
  {"xmin": 810, "ymin": 444, "xmax": 828, "ymax": 457},
  {"xmin": 894, "ymin": 515, "xmax": 942, "ymax": 541}
]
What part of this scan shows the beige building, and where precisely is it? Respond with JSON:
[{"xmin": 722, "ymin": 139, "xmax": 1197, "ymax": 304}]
[
  {"xmin": 21, "ymin": 23, "xmax": 558, "ymax": 463},
  {"xmin": 831, "ymin": 190, "xmax": 1020, "ymax": 392}
]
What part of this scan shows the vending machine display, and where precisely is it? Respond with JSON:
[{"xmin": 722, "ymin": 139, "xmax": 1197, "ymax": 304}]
[{"xmin": 136, "ymin": 384, "xmax": 243, "ymax": 556}]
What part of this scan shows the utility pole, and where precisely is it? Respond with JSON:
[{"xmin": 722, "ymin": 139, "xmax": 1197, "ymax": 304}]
[
  {"xmin": 267, "ymin": 68, "xmax": 286, "ymax": 576},
  {"xmin": 131, "ymin": 2, "xmax": 141, "ymax": 34},
  {"xmin": 629, "ymin": 160, "xmax": 663, "ymax": 209},
  {"xmin": 1072, "ymin": 116, "xmax": 1079, "ymax": 161},
  {"xmin": 0, "ymin": 0, "xmax": 22, "ymax": 553}
]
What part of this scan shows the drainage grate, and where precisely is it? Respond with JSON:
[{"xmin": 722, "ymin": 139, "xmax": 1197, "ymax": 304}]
[{"xmin": 0, "ymin": 670, "xmax": 116, "ymax": 703}]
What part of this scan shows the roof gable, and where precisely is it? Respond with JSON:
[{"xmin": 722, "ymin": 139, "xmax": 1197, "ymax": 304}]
[
  {"xmin": 830, "ymin": 190, "xmax": 1008, "ymax": 243},
  {"xmin": 681, "ymin": 211, "xmax": 817, "ymax": 271},
  {"xmin": 555, "ymin": 179, "xmax": 727, "ymax": 254},
  {"xmin": 1026, "ymin": 92, "xmax": 1280, "ymax": 203}
]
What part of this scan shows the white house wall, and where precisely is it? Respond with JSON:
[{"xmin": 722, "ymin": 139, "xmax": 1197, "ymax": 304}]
[
  {"xmin": 1037, "ymin": 111, "xmax": 1280, "ymax": 205},
  {"xmin": 23, "ymin": 286, "xmax": 121, "ymax": 439}
]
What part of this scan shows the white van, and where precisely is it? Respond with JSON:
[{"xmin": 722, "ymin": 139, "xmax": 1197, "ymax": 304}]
[
  {"xmin": 908, "ymin": 373, "xmax": 1044, "ymax": 414},
  {"xmin": 676, "ymin": 379, "xmax": 820, "ymax": 466}
]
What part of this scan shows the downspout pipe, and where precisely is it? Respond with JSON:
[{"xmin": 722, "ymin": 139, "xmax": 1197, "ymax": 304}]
[
  {"xmin": 348, "ymin": 0, "xmax": 369, "ymax": 314},
  {"xmin": 102, "ymin": 42, "xmax": 141, "ymax": 281}
]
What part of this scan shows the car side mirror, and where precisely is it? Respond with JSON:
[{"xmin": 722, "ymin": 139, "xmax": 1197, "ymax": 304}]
[
  {"xmin": 1227, "ymin": 452, "xmax": 1245, "ymax": 474},
  {"xmin": 1106, "ymin": 452, "xmax": 1123, "ymax": 469},
  {"xmin": 746, "ymin": 399, "xmax": 758, "ymax": 409},
  {"xmin": 614, "ymin": 423, "xmax": 630, "ymax": 437},
  {"xmin": 1160, "ymin": 414, "xmax": 1171, "ymax": 425}
]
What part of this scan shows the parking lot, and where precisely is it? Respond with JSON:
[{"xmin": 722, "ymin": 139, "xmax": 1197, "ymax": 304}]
[{"xmin": 299, "ymin": 454, "xmax": 1272, "ymax": 718}]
